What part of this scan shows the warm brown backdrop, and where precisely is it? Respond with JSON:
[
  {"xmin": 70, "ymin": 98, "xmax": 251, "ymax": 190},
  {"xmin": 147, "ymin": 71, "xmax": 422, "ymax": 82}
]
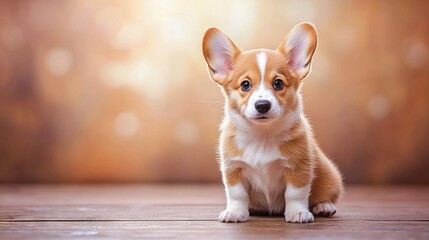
[{"xmin": 1, "ymin": 0, "xmax": 428, "ymax": 184}]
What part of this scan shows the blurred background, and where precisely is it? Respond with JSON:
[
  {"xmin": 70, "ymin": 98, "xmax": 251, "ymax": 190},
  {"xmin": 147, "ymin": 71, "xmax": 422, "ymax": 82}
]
[{"xmin": 0, "ymin": 0, "xmax": 428, "ymax": 184}]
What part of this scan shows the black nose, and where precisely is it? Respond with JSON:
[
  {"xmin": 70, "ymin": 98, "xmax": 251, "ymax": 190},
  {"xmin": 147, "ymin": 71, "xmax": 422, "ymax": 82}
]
[{"xmin": 255, "ymin": 100, "xmax": 271, "ymax": 114}]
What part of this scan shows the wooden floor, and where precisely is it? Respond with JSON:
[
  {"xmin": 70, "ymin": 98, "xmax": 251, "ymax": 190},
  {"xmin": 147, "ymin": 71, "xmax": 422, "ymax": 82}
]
[{"xmin": 0, "ymin": 185, "xmax": 428, "ymax": 239}]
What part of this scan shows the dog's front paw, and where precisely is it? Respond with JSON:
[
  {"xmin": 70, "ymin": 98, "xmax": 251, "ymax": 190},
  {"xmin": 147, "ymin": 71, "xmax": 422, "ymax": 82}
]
[
  {"xmin": 285, "ymin": 210, "xmax": 314, "ymax": 223},
  {"xmin": 311, "ymin": 202, "xmax": 337, "ymax": 217},
  {"xmin": 219, "ymin": 209, "xmax": 249, "ymax": 223}
]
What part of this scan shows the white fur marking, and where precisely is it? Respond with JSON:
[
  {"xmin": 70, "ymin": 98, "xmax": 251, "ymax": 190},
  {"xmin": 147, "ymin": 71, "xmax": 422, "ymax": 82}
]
[
  {"xmin": 235, "ymin": 130, "xmax": 282, "ymax": 167},
  {"xmin": 285, "ymin": 184, "xmax": 314, "ymax": 223},
  {"xmin": 285, "ymin": 184, "xmax": 310, "ymax": 211},
  {"xmin": 256, "ymin": 52, "xmax": 267, "ymax": 82},
  {"xmin": 226, "ymin": 184, "xmax": 248, "ymax": 206},
  {"xmin": 220, "ymin": 183, "xmax": 250, "ymax": 222}
]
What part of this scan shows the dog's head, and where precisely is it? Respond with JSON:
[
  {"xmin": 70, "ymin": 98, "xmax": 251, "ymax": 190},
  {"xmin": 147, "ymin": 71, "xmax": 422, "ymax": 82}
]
[{"xmin": 202, "ymin": 23, "xmax": 317, "ymax": 126}]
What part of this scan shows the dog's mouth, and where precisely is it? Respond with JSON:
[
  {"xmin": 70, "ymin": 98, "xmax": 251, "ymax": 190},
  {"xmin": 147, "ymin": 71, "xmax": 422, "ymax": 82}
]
[
  {"xmin": 250, "ymin": 114, "xmax": 272, "ymax": 122},
  {"xmin": 243, "ymin": 111, "xmax": 279, "ymax": 124}
]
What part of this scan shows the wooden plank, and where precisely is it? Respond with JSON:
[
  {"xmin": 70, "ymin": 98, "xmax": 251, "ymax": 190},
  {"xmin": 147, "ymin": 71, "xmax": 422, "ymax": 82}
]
[
  {"xmin": 0, "ymin": 204, "xmax": 222, "ymax": 221},
  {"xmin": 1, "ymin": 221, "xmax": 428, "ymax": 240},
  {"xmin": 0, "ymin": 184, "xmax": 225, "ymax": 205},
  {"xmin": 1, "ymin": 203, "xmax": 428, "ymax": 221},
  {"xmin": 0, "ymin": 185, "xmax": 429, "ymax": 239}
]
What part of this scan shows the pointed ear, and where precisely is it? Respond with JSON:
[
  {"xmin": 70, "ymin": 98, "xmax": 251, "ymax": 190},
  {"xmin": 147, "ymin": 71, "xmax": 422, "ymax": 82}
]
[
  {"xmin": 202, "ymin": 27, "xmax": 241, "ymax": 85},
  {"xmin": 278, "ymin": 23, "xmax": 318, "ymax": 80}
]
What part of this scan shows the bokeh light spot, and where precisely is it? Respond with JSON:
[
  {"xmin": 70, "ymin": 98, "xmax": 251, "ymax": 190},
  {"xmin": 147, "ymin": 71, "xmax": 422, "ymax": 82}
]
[
  {"xmin": 111, "ymin": 22, "xmax": 145, "ymax": 49},
  {"xmin": 368, "ymin": 94, "xmax": 390, "ymax": 120},
  {"xmin": 115, "ymin": 112, "xmax": 140, "ymax": 138},
  {"xmin": 175, "ymin": 120, "xmax": 199, "ymax": 146},
  {"xmin": 99, "ymin": 60, "xmax": 167, "ymax": 101},
  {"xmin": 95, "ymin": 4, "xmax": 123, "ymax": 36},
  {"xmin": 45, "ymin": 47, "xmax": 73, "ymax": 76},
  {"xmin": 99, "ymin": 61, "xmax": 127, "ymax": 87},
  {"xmin": 404, "ymin": 40, "xmax": 428, "ymax": 69}
]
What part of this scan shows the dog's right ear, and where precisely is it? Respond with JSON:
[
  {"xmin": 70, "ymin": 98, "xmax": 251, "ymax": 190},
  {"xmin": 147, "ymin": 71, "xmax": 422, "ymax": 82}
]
[
  {"xmin": 277, "ymin": 23, "xmax": 318, "ymax": 81},
  {"xmin": 202, "ymin": 27, "xmax": 241, "ymax": 85}
]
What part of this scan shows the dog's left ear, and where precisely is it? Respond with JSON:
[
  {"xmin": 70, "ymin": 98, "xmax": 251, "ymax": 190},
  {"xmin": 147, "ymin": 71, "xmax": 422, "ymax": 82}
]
[
  {"xmin": 278, "ymin": 23, "xmax": 318, "ymax": 80},
  {"xmin": 202, "ymin": 27, "xmax": 241, "ymax": 85}
]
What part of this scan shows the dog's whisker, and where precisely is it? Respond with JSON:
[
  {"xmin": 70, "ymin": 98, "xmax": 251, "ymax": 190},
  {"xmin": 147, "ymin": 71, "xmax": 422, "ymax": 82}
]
[
  {"xmin": 197, "ymin": 100, "xmax": 224, "ymax": 104},
  {"xmin": 302, "ymin": 97, "xmax": 311, "ymax": 103}
]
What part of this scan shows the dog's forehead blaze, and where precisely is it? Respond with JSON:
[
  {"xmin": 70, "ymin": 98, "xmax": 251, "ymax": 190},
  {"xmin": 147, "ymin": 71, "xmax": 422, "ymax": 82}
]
[
  {"xmin": 226, "ymin": 50, "xmax": 288, "ymax": 89},
  {"xmin": 225, "ymin": 50, "xmax": 291, "ymax": 95}
]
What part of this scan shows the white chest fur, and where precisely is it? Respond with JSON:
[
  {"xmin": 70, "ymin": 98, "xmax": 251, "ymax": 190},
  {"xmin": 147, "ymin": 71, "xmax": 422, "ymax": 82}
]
[{"xmin": 234, "ymin": 126, "xmax": 287, "ymax": 167}]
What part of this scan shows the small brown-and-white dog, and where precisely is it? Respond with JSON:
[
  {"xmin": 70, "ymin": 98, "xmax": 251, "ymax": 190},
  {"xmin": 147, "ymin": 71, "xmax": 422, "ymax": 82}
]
[{"xmin": 202, "ymin": 23, "xmax": 344, "ymax": 223}]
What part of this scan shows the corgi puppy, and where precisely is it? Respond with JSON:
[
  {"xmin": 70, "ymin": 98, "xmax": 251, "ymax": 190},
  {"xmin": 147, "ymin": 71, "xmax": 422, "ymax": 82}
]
[{"xmin": 202, "ymin": 23, "xmax": 343, "ymax": 223}]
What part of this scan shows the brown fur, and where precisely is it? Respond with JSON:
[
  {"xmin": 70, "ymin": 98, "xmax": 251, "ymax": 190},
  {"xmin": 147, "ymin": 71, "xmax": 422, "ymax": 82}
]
[{"xmin": 225, "ymin": 167, "xmax": 243, "ymax": 186}]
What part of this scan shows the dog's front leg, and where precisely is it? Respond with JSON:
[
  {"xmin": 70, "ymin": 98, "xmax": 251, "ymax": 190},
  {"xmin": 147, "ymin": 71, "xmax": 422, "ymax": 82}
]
[
  {"xmin": 284, "ymin": 183, "xmax": 314, "ymax": 223},
  {"xmin": 219, "ymin": 168, "xmax": 249, "ymax": 223},
  {"xmin": 284, "ymin": 168, "xmax": 314, "ymax": 223}
]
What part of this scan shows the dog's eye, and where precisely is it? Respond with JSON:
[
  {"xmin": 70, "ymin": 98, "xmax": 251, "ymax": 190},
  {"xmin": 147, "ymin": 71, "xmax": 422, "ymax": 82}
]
[
  {"xmin": 273, "ymin": 79, "xmax": 285, "ymax": 90},
  {"xmin": 240, "ymin": 80, "xmax": 252, "ymax": 91}
]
